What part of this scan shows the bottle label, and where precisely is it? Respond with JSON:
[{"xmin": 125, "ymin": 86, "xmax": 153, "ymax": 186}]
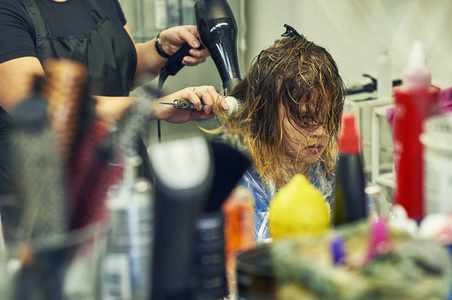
[{"xmin": 103, "ymin": 254, "xmax": 132, "ymax": 299}]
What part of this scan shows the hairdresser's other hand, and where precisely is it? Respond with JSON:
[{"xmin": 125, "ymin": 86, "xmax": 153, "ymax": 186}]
[
  {"xmin": 153, "ymin": 86, "xmax": 229, "ymax": 123},
  {"xmin": 158, "ymin": 26, "xmax": 210, "ymax": 66}
]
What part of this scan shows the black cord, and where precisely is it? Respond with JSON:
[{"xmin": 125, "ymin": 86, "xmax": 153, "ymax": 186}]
[
  {"xmin": 156, "ymin": 42, "xmax": 194, "ymax": 142},
  {"xmin": 157, "ymin": 68, "xmax": 169, "ymax": 143},
  {"xmin": 157, "ymin": 119, "xmax": 161, "ymax": 143}
]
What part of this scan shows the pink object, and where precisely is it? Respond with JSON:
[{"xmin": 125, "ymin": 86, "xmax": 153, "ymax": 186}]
[
  {"xmin": 440, "ymin": 87, "xmax": 452, "ymax": 113},
  {"xmin": 366, "ymin": 218, "xmax": 392, "ymax": 262}
]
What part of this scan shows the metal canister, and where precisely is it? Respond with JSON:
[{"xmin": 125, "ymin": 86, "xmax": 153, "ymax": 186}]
[
  {"xmin": 235, "ymin": 244, "xmax": 276, "ymax": 300},
  {"xmin": 102, "ymin": 178, "xmax": 153, "ymax": 300}
]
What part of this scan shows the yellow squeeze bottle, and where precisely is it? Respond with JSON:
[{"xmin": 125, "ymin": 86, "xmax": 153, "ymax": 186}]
[{"xmin": 269, "ymin": 174, "xmax": 330, "ymax": 240}]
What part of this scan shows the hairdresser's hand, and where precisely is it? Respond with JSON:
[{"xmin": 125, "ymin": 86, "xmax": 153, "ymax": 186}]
[
  {"xmin": 158, "ymin": 26, "xmax": 210, "ymax": 66},
  {"xmin": 153, "ymin": 86, "xmax": 229, "ymax": 123}
]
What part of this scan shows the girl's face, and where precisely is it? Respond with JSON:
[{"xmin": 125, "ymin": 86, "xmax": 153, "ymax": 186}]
[{"xmin": 282, "ymin": 104, "xmax": 330, "ymax": 164}]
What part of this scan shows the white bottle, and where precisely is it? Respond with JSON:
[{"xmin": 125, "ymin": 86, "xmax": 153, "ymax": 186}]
[
  {"xmin": 154, "ymin": 0, "xmax": 168, "ymax": 30},
  {"xmin": 377, "ymin": 49, "xmax": 393, "ymax": 100}
]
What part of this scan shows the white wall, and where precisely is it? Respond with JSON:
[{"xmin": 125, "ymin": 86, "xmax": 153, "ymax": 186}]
[{"xmin": 245, "ymin": 0, "xmax": 452, "ymax": 89}]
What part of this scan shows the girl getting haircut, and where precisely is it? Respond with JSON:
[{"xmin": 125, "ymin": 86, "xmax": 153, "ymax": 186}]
[{"xmin": 208, "ymin": 24, "xmax": 346, "ymax": 241}]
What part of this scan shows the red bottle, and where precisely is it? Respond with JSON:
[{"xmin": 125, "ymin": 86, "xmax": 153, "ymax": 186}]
[{"xmin": 393, "ymin": 41, "xmax": 440, "ymax": 220}]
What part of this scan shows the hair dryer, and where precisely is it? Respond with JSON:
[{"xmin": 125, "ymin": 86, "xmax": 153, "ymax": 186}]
[
  {"xmin": 149, "ymin": 136, "xmax": 214, "ymax": 299},
  {"xmin": 195, "ymin": 0, "xmax": 241, "ymax": 94},
  {"xmin": 158, "ymin": 0, "xmax": 243, "ymax": 114}
]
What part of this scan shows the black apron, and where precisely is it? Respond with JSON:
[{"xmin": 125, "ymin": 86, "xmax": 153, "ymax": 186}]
[
  {"xmin": 22, "ymin": 0, "xmax": 137, "ymax": 96},
  {"xmin": 0, "ymin": 0, "xmax": 151, "ymax": 193}
]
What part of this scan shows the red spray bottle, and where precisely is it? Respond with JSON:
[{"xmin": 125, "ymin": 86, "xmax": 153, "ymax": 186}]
[
  {"xmin": 393, "ymin": 41, "xmax": 440, "ymax": 220},
  {"xmin": 334, "ymin": 112, "xmax": 367, "ymax": 226}
]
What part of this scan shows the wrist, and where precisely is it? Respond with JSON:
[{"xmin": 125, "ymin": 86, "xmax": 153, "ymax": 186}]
[
  {"xmin": 155, "ymin": 32, "xmax": 171, "ymax": 59},
  {"xmin": 149, "ymin": 100, "xmax": 162, "ymax": 120}
]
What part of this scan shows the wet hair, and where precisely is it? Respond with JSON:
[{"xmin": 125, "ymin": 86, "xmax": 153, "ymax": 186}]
[{"xmin": 211, "ymin": 27, "xmax": 345, "ymax": 185}]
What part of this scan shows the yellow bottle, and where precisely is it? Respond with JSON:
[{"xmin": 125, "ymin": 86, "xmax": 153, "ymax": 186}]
[{"xmin": 269, "ymin": 174, "xmax": 330, "ymax": 240}]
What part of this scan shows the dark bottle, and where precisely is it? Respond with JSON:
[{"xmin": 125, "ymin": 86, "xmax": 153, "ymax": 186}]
[{"xmin": 334, "ymin": 112, "xmax": 367, "ymax": 226}]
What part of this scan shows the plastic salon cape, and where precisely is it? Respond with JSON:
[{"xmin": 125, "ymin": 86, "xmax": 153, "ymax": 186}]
[{"xmin": 239, "ymin": 160, "xmax": 335, "ymax": 243}]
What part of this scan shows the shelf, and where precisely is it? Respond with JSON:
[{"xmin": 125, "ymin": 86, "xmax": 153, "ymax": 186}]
[
  {"xmin": 371, "ymin": 104, "xmax": 395, "ymax": 186},
  {"xmin": 375, "ymin": 171, "xmax": 395, "ymax": 189}
]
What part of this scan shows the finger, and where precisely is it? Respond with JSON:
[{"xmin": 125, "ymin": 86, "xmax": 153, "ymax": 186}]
[
  {"xmin": 203, "ymin": 86, "xmax": 226, "ymax": 115},
  {"xmin": 184, "ymin": 25, "xmax": 200, "ymax": 39},
  {"xmin": 186, "ymin": 87, "xmax": 204, "ymax": 111},
  {"xmin": 189, "ymin": 48, "xmax": 210, "ymax": 58},
  {"xmin": 183, "ymin": 48, "xmax": 209, "ymax": 66},
  {"xmin": 201, "ymin": 86, "xmax": 221, "ymax": 114},
  {"xmin": 179, "ymin": 27, "xmax": 201, "ymax": 48},
  {"xmin": 192, "ymin": 88, "xmax": 212, "ymax": 114},
  {"xmin": 216, "ymin": 94, "xmax": 229, "ymax": 113},
  {"xmin": 182, "ymin": 56, "xmax": 206, "ymax": 67},
  {"xmin": 200, "ymin": 85, "xmax": 229, "ymax": 112},
  {"xmin": 201, "ymin": 92, "xmax": 215, "ymax": 115},
  {"xmin": 201, "ymin": 85, "xmax": 228, "ymax": 113}
]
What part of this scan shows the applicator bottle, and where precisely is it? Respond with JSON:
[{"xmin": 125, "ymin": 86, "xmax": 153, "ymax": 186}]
[
  {"xmin": 393, "ymin": 41, "xmax": 440, "ymax": 220},
  {"xmin": 377, "ymin": 48, "xmax": 393, "ymax": 100},
  {"xmin": 334, "ymin": 112, "xmax": 367, "ymax": 226}
]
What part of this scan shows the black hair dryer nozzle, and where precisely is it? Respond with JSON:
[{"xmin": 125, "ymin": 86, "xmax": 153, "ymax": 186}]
[{"xmin": 195, "ymin": 0, "xmax": 241, "ymax": 94}]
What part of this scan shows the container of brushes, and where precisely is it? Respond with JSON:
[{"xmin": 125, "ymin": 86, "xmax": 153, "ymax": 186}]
[
  {"xmin": 3, "ymin": 65, "xmax": 107, "ymax": 299},
  {"xmin": 0, "ymin": 220, "xmax": 107, "ymax": 300}
]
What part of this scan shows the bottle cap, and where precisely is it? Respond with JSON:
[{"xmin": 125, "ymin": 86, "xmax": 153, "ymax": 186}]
[
  {"xmin": 403, "ymin": 41, "xmax": 431, "ymax": 88},
  {"xmin": 339, "ymin": 112, "xmax": 360, "ymax": 154}
]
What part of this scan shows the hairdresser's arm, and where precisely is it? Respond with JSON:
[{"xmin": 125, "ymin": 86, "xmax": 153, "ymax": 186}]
[
  {"xmin": 0, "ymin": 57, "xmax": 45, "ymax": 112},
  {"xmin": 95, "ymin": 85, "xmax": 229, "ymax": 125},
  {"xmin": 0, "ymin": 58, "xmax": 226, "ymax": 125},
  {"xmin": 0, "ymin": 57, "xmax": 135, "ymax": 123},
  {"xmin": 0, "ymin": 57, "xmax": 228, "ymax": 125},
  {"xmin": 126, "ymin": 25, "xmax": 210, "ymax": 81}
]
